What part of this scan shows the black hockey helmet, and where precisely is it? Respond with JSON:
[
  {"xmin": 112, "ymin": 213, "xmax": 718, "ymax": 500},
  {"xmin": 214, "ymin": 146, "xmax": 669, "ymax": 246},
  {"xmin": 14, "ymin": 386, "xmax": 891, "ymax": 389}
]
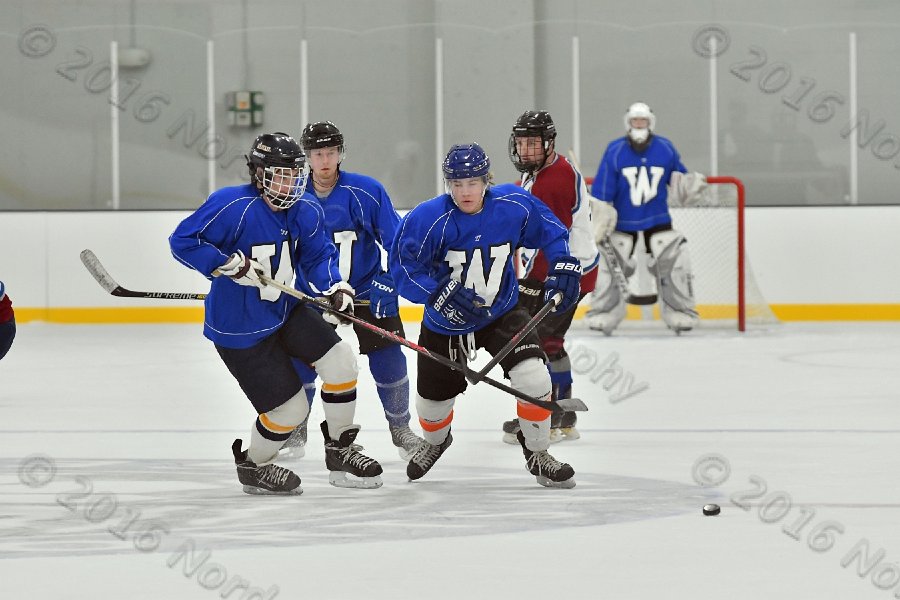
[
  {"xmin": 509, "ymin": 110, "xmax": 557, "ymax": 173},
  {"xmin": 245, "ymin": 132, "xmax": 307, "ymax": 209},
  {"xmin": 300, "ymin": 121, "xmax": 344, "ymax": 152}
]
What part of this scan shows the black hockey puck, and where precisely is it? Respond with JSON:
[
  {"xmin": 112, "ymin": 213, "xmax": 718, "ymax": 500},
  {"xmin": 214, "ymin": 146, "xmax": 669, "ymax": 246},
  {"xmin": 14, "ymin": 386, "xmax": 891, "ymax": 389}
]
[{"xmin": 702, "ymin": 503, "xmax": 721, "ymax": 516}]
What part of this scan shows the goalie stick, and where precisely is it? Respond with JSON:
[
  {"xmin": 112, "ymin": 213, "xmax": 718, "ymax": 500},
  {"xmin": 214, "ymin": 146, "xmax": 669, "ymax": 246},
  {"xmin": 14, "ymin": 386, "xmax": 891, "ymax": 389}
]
[
  {"xmin": 565, "ymin": 151, "xmax": 656, "ymax": 306},
  {"xmin": 80, "ymin": 249, "xmax": 584, "ymax": 413}
]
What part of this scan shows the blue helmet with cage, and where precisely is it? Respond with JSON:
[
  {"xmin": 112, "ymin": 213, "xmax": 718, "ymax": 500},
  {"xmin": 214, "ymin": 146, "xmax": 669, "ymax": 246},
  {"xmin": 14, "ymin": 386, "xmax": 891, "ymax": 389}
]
[{"xmin": 442, "ymin": 143, "xmax": 491, "ymax": 181}]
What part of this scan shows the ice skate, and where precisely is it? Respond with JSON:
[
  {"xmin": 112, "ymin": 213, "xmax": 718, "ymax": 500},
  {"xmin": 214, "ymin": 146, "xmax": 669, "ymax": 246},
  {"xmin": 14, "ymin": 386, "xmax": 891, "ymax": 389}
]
[
  {"xmin": 390, "ymin": 424, "xmax": 424, "ymax": 460},
  {"xmin": 501, "ymin": 418, "xmax": 520, "ymax": 445},
  {"xmin": 277, "ymin": 416, "xmax": 308, "ymax": 460},
  {"xmin": 515, "ymin": 430, "xmax": 576, "ymax": 488},
  {"xmin": 232, "ymin": 439, "xmax": 302, "ymax": 496},
  {"xmin": 321, "ymin": 421, "xmax": 383, "ymax": 489},
  {"xmin": 549, "ymin": 411, "xmax": 580, "ymax": 443},
  {"xmin": 407, "ymin": 431, "xmax": 453, "ymax": 481}
]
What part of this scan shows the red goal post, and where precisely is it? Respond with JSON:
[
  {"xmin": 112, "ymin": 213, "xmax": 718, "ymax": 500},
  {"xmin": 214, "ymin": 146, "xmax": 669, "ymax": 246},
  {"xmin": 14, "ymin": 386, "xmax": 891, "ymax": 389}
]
[{"xmin": 583, "ymin": 174, "xmax": 774, "ymax": 332}]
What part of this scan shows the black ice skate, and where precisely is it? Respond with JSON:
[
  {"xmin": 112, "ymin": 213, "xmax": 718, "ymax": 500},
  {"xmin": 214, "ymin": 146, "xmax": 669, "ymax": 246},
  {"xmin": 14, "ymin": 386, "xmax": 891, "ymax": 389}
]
[
  {"xmin": 390, "ymin": 424, "xmax": 424, "ymax": 460},
  {"xmin": 407, "ymin": 431, "xmax": 453, "ymax": 481},
  {"xmin": 501, "ymin": 418, "xmax": 520, "ymax": 445},
  {"xmin": 321, "ymin": 421, "xmax": 383, "ymax": 489},
  {"xmin": 515, "ymin": 430, "xmax": 576, "ymax": 489},
  {"xmin": 277, "ymin": 415, "xmax": 309, "ymax": 460},
  {"xmin": 232, "ymin": 439, "xmax": 302, "ymax": 496}
]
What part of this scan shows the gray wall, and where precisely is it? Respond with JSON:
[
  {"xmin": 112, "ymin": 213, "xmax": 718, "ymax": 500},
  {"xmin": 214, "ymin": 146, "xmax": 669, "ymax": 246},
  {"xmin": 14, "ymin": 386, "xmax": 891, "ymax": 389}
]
[{"xmin": 2, "ymin": 0, "xmax": 900, "ymax": 209}]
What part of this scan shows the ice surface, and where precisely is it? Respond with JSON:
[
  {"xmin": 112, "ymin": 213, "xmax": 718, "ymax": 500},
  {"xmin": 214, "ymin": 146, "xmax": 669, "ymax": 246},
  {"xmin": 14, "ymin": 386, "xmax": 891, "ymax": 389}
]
[{"xmin": 2, "ymin": 321, "xmax": 899, "ymax": 599}]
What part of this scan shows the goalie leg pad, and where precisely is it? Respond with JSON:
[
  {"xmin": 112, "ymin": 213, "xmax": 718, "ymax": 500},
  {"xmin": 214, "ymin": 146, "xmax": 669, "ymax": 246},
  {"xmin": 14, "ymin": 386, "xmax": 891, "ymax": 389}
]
[
  {"xmin": 647, "ymin": 229, "xmax": 699, "ymax": 332},
  {"xmin": 587, "ymin": 232, "xmax": 634, "ymax": 335}
]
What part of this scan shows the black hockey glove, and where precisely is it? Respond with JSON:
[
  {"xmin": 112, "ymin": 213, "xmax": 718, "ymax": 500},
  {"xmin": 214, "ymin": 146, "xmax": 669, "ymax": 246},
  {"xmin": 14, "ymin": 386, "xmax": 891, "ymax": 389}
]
[
  {"xmin": 517, "ymin": 278, "xmax": 544, "ymax": 316},
  {"xmin": 429, "ymin": 278, "xmax": 489, "ymax": 328},
  {"xmin": 322, "ymin": 282, "xmax": 355, "ymax": 326},
  {"xmin": 543, "ymin": 257, "xmax": 582, "ymax": 313}
]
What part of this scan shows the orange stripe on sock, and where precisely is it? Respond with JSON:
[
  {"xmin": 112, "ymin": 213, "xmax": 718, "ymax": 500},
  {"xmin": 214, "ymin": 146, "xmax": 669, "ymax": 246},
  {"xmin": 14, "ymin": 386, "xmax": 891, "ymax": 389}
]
[
  {"xmin": 259, "ymin": 413, "xmax": 296, "ymax": 433},
  {"xmin": 322, "ymin": 379, "xmax": 357, "ymax": 393},
  {"xmin": 516, "ymin": 401, "xmax": 551, "ymax": 422},
  {"xmin": 419, "ymin": 409, "xmax": 454, "ymax": 432}
]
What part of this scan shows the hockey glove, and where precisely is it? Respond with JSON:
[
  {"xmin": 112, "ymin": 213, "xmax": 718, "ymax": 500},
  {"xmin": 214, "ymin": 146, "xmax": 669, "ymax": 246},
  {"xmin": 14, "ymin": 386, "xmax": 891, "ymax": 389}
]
[
  {"xmin": 517, "ymin": 278, "xmax": 544, "ymax": 316},
  {"xmin": 429, "ymin": 278, "xmax": 490, "ymax": 328},
  {"xmin": 590, "ymin": 198, "xmax": 618, "ymax": 242},
  {"xmin": 322, "ymin": 282, "xmax": 355, "ymax": 326},
  {"xmin": 369, "ymin": 271, "xmax": 399, "ymax": 319},
  {"xmin": 544, "ymin": 256, "xmax": 582, "ymax": 313},
  {"xmin": 219, "ymin": 251, "xmax": 267, "ymax": 289}
]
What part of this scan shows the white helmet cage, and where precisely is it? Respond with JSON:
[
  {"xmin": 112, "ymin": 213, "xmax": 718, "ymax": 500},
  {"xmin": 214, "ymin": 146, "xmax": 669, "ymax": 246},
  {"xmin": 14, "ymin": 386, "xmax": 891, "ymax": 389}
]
[{"xmin": 624, "ymin": 102, "xmax": 656, "ymax": 143}]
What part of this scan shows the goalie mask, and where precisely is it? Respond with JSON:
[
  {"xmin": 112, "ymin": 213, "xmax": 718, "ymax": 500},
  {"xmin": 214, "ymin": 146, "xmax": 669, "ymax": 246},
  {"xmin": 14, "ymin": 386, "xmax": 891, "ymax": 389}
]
[
  {"xmin": 246, "ymin": 132, "xmax": 308, "ymax": 210},
  {"xmin": 508, "ymin": 110, "xmax": 557, "ymax": 173},
  {"xmin": 624, "ymin": 102, "xmax": 656, "ymax": 146}
]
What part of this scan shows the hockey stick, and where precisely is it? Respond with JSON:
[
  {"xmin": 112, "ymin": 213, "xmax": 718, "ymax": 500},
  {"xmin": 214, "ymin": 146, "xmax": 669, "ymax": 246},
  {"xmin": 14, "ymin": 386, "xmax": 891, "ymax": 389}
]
[
  {"xmin": 82, "ymin": 249, "xmax": 581, "ymax": 412},
  {"xmin": 467, "ymin": 292, "xmax": 562, "ymax": 383},
  {"xmin": 81, "ymin": 249, "xmax": 209, "ymax": 300},
  {"xmin": 257, "ymin": 275, "xmax": 586, "ymax": 414},
  {"xmin": 80, "ymin": 249, "xmax": 371, "ymax": 304},
  {"xmin": 564, "ymin": 151, "xmax": 656, "ymax": 306}
]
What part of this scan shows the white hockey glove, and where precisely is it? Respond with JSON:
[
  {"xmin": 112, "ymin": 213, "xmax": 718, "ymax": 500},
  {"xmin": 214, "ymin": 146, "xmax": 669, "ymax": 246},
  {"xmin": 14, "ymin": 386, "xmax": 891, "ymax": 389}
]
[
  {"xmin": 219, "ymin": 251, "xmax": 267, "ymax": 289},
  {"xmin": 590, "ymin": 198, "xmax": 618, "ymax": 242},
  {"xmin": 668, "ymin": 172, "xmax": 708, "ymax": 207},
  {"xmin": 322, "ymin": 282, "xmax": 355, "ymax": 326}
]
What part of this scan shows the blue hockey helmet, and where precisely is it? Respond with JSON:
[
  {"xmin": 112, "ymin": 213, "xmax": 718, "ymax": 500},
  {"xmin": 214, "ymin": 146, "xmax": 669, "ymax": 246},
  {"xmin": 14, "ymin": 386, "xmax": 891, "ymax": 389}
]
[{"xmin": 442, "ymin": 143, "xmax": 491, "ymax": 181}]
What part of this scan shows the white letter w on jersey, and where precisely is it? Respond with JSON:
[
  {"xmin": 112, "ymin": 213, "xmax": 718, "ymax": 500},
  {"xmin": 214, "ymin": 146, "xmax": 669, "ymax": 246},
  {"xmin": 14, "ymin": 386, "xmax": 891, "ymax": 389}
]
[
  {"xmin": 445, "ymin": 245, "xmax": 511, "ymax": 306},
  {"xmin": 622, "ymin": 166, "xmax": 665, "ymax": 207}
]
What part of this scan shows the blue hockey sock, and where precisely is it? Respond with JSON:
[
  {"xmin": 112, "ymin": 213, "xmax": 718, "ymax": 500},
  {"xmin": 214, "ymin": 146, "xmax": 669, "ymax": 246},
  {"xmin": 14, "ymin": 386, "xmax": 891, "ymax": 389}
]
[
  {"xmin": 292, "ymin": 358, "xmax": 317, "ymax": 408},
  {"xmin": 548, "ymin": 355, "xmax": 573, "ymax": 401},
  {"xmin": 367, "ymin": 345, "xmax": 410, "ymax": 428}
]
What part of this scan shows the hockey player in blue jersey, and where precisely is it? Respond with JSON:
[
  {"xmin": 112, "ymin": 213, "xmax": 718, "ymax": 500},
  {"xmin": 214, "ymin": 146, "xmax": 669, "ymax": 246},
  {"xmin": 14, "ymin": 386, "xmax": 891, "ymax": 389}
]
[
  {"xmin": 170, "ymin": 132, "xmax": 383, "ymax": 495},
  {"xmin": 277, "ymin": 121, "xmax": 423, "ymax": 461},
  {"xmin": 391, "ymin": 143, "xmax": 582, "ymax": 488},
  {"xmin": 588, "ymin": 102, "xmax": 700, "ymax": 334}
]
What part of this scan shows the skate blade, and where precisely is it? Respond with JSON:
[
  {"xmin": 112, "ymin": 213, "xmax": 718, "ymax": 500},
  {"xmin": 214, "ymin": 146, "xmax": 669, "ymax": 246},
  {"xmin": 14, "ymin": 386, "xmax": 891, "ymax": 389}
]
[
  {"xmin": 501, "ymin": 432, "xmax": 519, "ymax": 445},
  {"xmin": 535, "ymin": 476, "xmax": 576, "ymax": 489},
  {"xmin": 241, "ymin": 484, "xmax": 303, "ymax": 496},
  {"xmin": 328, "ymin": 471, "xmax": 383, "ymax": 489},
  {"xmin": 277, "ymin": 446, "xmax": 306, "ymax": 460}
]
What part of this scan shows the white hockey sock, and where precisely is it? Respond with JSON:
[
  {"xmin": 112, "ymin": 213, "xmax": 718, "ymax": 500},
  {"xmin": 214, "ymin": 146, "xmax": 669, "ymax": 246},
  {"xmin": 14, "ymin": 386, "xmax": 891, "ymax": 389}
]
[
  {"xmin": 248, "ymin": 429, "xmax": 282, "ymax": 465},
  {"xmin": 517, "ymin": 415, "xmax": 551, "ymax": 452},
  {"xmin": 322, "ymin": 400, "xmax": 357, "ymax": 440},
  {"xmin": 416, "ymin": 394, "xmax": 454, "ymax": 445}
]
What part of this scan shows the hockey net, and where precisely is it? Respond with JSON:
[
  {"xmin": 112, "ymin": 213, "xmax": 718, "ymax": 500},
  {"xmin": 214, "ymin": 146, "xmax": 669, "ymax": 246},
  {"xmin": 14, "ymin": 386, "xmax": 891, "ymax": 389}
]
[{"xmin": 586, "ymin": 175, "xmax": 779, "ymax": 332}]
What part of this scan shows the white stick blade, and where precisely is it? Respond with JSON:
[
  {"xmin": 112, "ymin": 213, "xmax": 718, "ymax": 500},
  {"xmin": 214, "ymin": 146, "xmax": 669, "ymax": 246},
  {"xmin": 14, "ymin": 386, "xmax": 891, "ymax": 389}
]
[{"xmin": 79, "ymin": 249, "xmax": 120, "ymax": 293}]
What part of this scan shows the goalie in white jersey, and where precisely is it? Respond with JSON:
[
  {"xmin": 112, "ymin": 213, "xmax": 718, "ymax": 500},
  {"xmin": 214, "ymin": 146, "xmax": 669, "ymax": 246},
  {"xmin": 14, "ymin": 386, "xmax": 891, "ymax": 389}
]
[{"xmin": 588, "ymin": 102, "xmax": 706, "ymax": 334}]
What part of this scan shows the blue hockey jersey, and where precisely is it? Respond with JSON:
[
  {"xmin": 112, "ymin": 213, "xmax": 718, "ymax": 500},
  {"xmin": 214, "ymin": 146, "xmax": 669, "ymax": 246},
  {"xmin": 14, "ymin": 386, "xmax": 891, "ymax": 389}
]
[
  {"xmin": 391, "ymin": 183, "xmax": 571, "ymax": 336},
  {"xmin": 170, "ymin": 183, "xmax": 341, "ymax": 349},
  {"xmin": 295, "ymin": 171, "xmax": 400, "ymax": 300},
  {"xmin": 591, "ymin": 135, "xmax": 687, "ymax": 232}
]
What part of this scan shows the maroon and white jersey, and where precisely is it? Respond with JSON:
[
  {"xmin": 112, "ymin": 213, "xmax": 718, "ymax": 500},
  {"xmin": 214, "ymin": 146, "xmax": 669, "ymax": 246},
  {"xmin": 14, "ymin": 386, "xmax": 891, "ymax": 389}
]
[{"xmin": 520, "ymin": 154, "xmax": 599, "ymax": 293}]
